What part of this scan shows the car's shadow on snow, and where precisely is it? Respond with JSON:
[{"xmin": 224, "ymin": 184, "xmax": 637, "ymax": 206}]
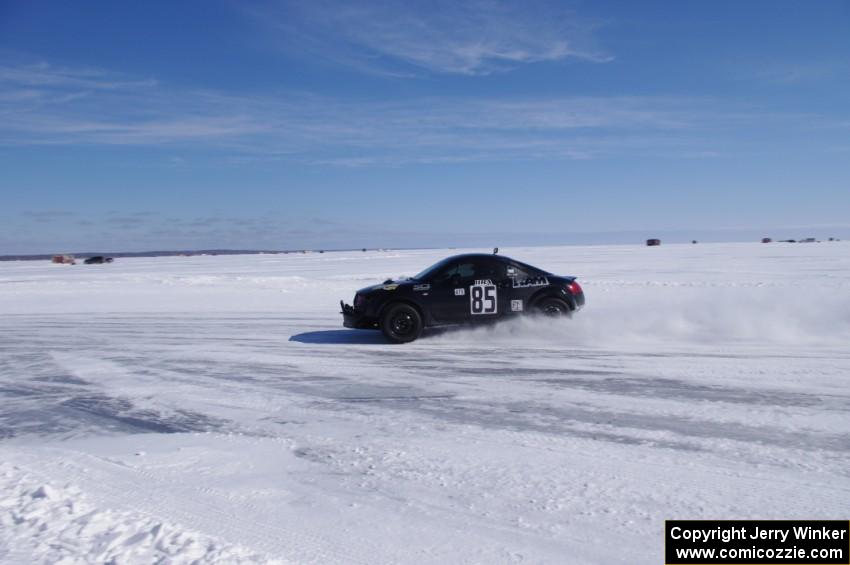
[
  {"xmin": 289, "ymin": 327, "xmax": 464, "ymax": 345},
  {"xmin": 288, "ymin": 329, "xmax": 388, "ymax": 345}
]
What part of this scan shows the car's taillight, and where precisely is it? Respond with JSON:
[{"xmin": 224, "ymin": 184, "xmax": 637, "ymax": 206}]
[
  {"xmin": 567, "ymin": 281, "xmax": 583, "ymax": 295},
  {"xmin": 354, "ymin": 294, "xmax": 366, "ymax": 308}
]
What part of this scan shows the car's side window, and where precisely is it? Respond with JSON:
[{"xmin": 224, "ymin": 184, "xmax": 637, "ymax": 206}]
[
  {"xmin": 455, "ymin": 263, "xmax": 476, "ymax": 279},
  {"xmin": 475, "ymin": 260, "xmax": 505, "ymax": 281},
  {"xmin": 506, "ymin": 263, "xmax": 530, "ymax": 279},
  {"xmin": 432, "ymin": 260, "xmax": 506, "ymax": 285},
  {"xmin": 431, "ymin": 262, "xmax": 461, "ymax": 284}
]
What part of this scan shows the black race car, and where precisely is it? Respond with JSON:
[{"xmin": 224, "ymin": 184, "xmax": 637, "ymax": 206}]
[{"xmin": 340, "ymin": 252, "xmax": 585, "ymax": 343}]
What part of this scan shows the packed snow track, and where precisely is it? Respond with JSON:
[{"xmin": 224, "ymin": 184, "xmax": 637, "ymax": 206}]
[{"xmin": 1, "ymin": 243, "xmax": 849, "ymax": 564}]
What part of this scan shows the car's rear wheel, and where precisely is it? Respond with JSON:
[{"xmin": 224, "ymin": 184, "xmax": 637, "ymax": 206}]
[
  {"xmin": 380, "ymin": 303, "xmax": 423, "ymax": 343},
  {"xmin": 536, "ymin": 297, "xmax": 572, "ymax": 317}
]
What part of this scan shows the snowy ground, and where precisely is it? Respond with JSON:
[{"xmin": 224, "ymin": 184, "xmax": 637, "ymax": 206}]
[{"xmin": 1, "ymin": 242, "xmax": 849, "ymax": 564}]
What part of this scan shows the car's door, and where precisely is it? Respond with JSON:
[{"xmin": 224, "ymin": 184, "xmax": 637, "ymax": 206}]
[
  {"xmin": 468, "ymin": 258, "xmax": 508, "ymax": 320},
  {"xmin": 429, "ymin": 259, "xmax": 507, "ymax": 323},
  {"xmin": 422, "ymin": 260, "xmax": 486, "ymax": 323},
  {"xmin": 427, "ymin": 260, "xmax": 473, "ymax": 323}
]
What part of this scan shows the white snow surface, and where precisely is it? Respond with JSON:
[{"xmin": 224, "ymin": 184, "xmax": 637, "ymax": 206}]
[{"xmin": 1, "ymin": 242, "xmax": 849, "ymax": 564}]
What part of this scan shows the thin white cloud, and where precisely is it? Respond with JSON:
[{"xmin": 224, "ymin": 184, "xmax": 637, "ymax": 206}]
[
  {"xmin": 0, "ymin": 61, "xmax": 157, "ymax": 90},
  {"xmin": 1, "ymin": 59, "xmax": 824, "ymax": 165},
  {"xmin": 247, "ymin": 0, "xmax": 611, "ymax": 76}
]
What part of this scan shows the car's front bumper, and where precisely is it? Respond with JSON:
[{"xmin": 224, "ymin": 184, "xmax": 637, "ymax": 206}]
[{"xmin": 340, "ymin": 301, "xmax": 378, "ymax": 329}]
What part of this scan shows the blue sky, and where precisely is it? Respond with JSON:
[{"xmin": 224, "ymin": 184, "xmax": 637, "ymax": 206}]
[{"xmin": 1, "ymin": 0, "xmax": 848, "ymax": 253}]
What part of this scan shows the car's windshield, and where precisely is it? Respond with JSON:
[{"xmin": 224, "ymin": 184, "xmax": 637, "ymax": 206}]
[{"xmin": 413, "ymin": 257, "xmax": 454, "ymax": 281}]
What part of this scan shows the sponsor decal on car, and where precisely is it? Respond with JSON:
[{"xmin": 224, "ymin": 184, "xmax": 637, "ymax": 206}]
[
  {"xmin": 511, "ymin": 299, "xmax": 523, "ymax": 312},
  {"xmin": 413, "ymin": 284, "xmax": 430, "ymax": 292},
  {"xmin": 382, "ymin": 284, "xmax": 399, "ymax": 291},
  {"xmin": 512, "ymin": 276, "xmax": 549, "ymax": 288},
  {"xmin": 454, "ymin": 288, "xmax": 465, "ymax": 296}
]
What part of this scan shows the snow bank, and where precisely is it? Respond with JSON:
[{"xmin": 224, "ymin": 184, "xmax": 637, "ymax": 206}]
[{"xmin": 0, "ymin": 462, "xmax": 284, "ymax": 565}]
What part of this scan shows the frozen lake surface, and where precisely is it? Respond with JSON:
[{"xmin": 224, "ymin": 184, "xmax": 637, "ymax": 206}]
[{"xmin": 1, "ymin": 242, "xmax": 849, "ymax": 564}]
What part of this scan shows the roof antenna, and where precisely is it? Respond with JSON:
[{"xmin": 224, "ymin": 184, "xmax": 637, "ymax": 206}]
[{"xmin": 493, "ymin": 247, "xmax": 499, "ymax": 255}]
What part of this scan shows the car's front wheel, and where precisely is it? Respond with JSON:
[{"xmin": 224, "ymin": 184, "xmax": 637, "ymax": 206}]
[
  {"xmin": 380, "ymin": 303, "xmax": 423, "ymax": 343},
  {"xmin": 536, "ymin": 297, "xmax": 572, "ymax": 318}
]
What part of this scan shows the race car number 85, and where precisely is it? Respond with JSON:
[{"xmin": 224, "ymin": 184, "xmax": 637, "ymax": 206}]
[{"xmin": 471, "ymin": 284, "xmax": 497, "ymax": 315}]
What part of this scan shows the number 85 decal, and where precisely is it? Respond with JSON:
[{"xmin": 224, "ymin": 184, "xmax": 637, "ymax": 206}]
[{"xmin": 470, "ymin": 284, "xmax": 497, "ymax": 315}]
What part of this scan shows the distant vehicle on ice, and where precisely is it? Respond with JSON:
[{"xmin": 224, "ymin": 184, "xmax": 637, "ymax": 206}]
[
  {"xmin": 51, "ymin": 254, "xmax": 76, "ymax": 265},
  {"xmin": 341, "ymin": 253, "xmax": 585, "ymax": 343},
  {"xmin": 84, "ymin": 256, "xmax": 114, "ymax": 265},
  {"xmin": 761, "ymin": 238, "xmax": 772, "ymax": 243},
  {"xmin": 646, "ymin": 239, "xmax": 661, "ymax": 246}
]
